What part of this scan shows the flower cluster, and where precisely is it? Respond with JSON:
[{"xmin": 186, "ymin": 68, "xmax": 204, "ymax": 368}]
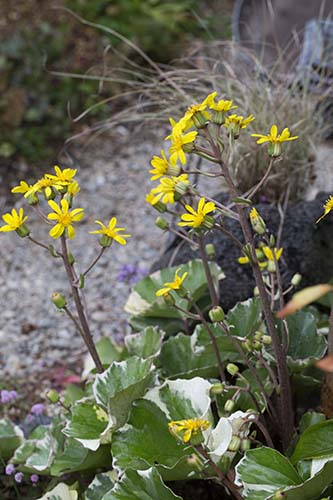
[{"xmin": 1, "ymin": 389, "xmax": 17, "ymax": 404}]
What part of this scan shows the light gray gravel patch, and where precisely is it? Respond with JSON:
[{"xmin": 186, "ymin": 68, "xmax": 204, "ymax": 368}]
[{"xmin": 0, "ymin": 130, "xmax": 169, "ymax": 377}]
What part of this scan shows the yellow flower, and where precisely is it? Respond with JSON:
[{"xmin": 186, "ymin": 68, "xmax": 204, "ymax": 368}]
[
  {"xmin": 179, "ymin": 197, "xmax": 215, "ymax": 229},
  {"xmin": 181, "ymin": 92, "xmax": 217, "ymax": 128},
  {"xmin": 249, "ymin": 207, "xmax": 266, "ymax": 235},
  {"xmin": 46, "ymin": 165, "xmax": 77, "ymax": 184},
  {"xmin": 166, "ymin": 121, "xmax": 198, "ymax": 165},
  {"xmin": 208, "ymin": 97, "xmax": 237, "ymax": 113},
  {"xmin": 0, "ymin": 208, "xmax": 28, "ymax": 235},
  {"xmin": 151, "ymin": 174, "xmax": 190, "ymax": 205},
  {"xmin": 90, "ymin": 217, "xmax": 131, "ymax": 245},
  {"xmin": 156, "ymin": 268, "xmax": 188, "ymax": 296},
  {"xmin": 251, "ymin": 125, "xmax": 298, "ymax": 145},
  {"xmin": 224, "ymin": 114, "xmax": 255, "ymax": 130},
  {"xmin": 316, "ymin": 195, "xmax": 333, "ymax": 223},
  {"xmin": 47, "ymin": 199, "xmax": 84, "ymax": 239},
  {"xmin": 262, "ymin": 246, "xmax": 283, "ymax": 262},
  {"xmin": 168, "ymin": 418, "xmax": 210, "ymax": 443},
  {"xmin": 149, "ymin": 150, "xmax": 180, "ymax": 180},
  {"xmin": 11, "ymin": 181, "xmax": 32, "ymax": 194},
  {"xmin": 25, "ymin": 176, "xmax": 62, "ymax": 200}
]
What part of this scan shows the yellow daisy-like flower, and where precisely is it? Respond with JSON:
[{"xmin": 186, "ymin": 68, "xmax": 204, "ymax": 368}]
[
  {"xmin": 181, "ymin": 92, "xmax": 217, "ymax": 127},
  {"xmin": 166, "ymin": 121, "xmax": 198, "ymax": 166},
  {"xmin": 47, "ymin": 199, "xmax": 84, "ymax": 239},
  {"xmin": 224, "ymin": 114, "xmax": 255, "ymax": 130},
  {"xmin": 25, "ymin": 176, "xmax": 62, "ymax": 200},
  {"xmin": 156, "ymin": 268, "xmax": 188, "ymax": 296},
  {"xmin": 46, "ymin": 165, "xmax": 77, "ymax": 184},
  {"xmin": 151, "ymin": 174, "xmax": 190, "ymax": 205},
  {"xmin": 0, "ymin": 208, "xmax": 28, "ymax": 233},
  {"xmin": 208, "ymin": 97, "xmax": 237, "ymax": 113},
  {"xmin": 149, "ymin": 150, "xmax": 180, "ymax": 180},
  {"xmin": 168, "ymin": 418, "xmax": 210, "ymax": 443},
  {"xmin": 11, "ymin": 181, "xmax": 33, "ymax": 195},
  {"xmin": 315, "ymin": 195, "xmax": 333, "ymax": 223},
  {"xmin": 179, "ymin": 197, "xmax": 216, "ymax": 229},
  {"xmin": 251, "ymin": 125, "xmax": 298, "ymax": 145},
  {"xmin": 90, "ymin": 217, "xmax": 131, "ymax": 245}
]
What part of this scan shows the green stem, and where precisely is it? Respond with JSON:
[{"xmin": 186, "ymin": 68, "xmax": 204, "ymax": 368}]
[{"xmin": 198, "ymin": 235, "xmax": 219, "ymax": 307}]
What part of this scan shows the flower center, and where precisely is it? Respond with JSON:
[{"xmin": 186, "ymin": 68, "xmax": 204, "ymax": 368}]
[{"xmin": 58, "ymin": 213, "xmax": 72, "ymax": 227}]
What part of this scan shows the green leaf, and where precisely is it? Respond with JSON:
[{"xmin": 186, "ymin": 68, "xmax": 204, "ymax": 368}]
[
  {"xmin": 125, "ymin": 260, "xmax": 224, "ymax": 335},
  {"xmin": 84, "ymin": 472, "xmax": 115, "ymax": 500},
  {"xmin": 226, "ymin": 298, "xmax": 262, "ymax": 338},
  {"xmin": 93, "ymin": 356, "xmax": 154, "ymax": 430},
  {"xmin": 51, "ymin": 438, "xmax": 111, "ymax": 476},
  {"xmin": 284, "ymin": 311, "xmax": 327, "ymax": 370},
  {"xmin": 125, "ymin": 327, "xmax": 164, "ymax": 359},
  {"xmin": 299, "ymin": 412, "xmax": 326, "ymax": 435},
  {"xmin": 102, "ymin": 467, "xmax": 183, "ymax": 500},
  {"xmin": 291, "ymin": 420, "xmax": 333, "ymax": 464},
  {"xmin": 36, "ymin": 482, "xmax": 78, "ymax": 500},
  {"xmin": 63, "ymin": 402, "xmax": 109, "ymax": 451},
  {"xmin": 235, "ymin": 447, "xmax": 302, "ymax": 499},
  {"xmin": 0, "ymin": 418, "xmax": 24, "ymax": 461}
]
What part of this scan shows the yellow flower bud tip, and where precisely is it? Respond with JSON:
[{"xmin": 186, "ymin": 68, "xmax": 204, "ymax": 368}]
[
  {"xmin": 52, "ymin": 292, "xmax": 67, "ymax": 309},
  {"xmin": 249, "ymin": 208, "xmax": 266, "ymax": 235}
]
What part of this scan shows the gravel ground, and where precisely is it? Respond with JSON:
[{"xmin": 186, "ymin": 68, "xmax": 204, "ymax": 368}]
[{"xmin": 0, "ymin": 127, "xmax": 170, "ymax": 377}]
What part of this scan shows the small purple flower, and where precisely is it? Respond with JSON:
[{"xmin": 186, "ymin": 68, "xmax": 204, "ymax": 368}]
[
  {"xmin": 14, "ymin": 472, "xmax": 24, "ymax": 484},
  {"xmin": 30, "ymin": 474, "xmax": 39, "ymax": 483},
  {"xmin": 1, "ymin": 390, "xmax": 17, "ymax": 404},
  {"xmin": 117, "ymin": 263, "xmax": 148, "ymax": 285},
  {"xmin": 30, "ymin": 403, "xmax": 45, "ymax": 416},
  {"xmin": 5, "ymin": 463, "xmax": 15, "ymax": 475}
]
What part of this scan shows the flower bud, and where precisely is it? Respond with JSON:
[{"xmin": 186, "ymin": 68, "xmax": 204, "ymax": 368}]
[
  {"xmin": 155, "ymin": 217, "xmax": 169, "ymax": 230},
  {"xmin": 228, "ymin": 435, "xmax": 241, "ymax": 452},
  {"xmin": 186, "ymin": 453, "xmax": 204, "ymax": 472},
  {"xmin": 291, "ymin": 273, "xmax": 302, "ymax": 287},
  {"xmin": 250, "ymin": 208, "xmax": 266, "ymax": 235},
  {"xmin": 254, "ymin": 331, "xmax": 263, "ymax": 341},
  {"xmin": 52, "ymin": 292, "xmax": 67, "ymax": 309},
  {"xmin": 15, "ymin": 224, "xmax": 30, "ymax": 238},
  {"xmin": 240, "ymin": 438, "xmax": 251, "ymax": 452},
  {"xmin": 210, "ymin": 383, "xmax": 224, "ymax": 396},
  {"xmin": 224, "ymin": 399, "xmax": 235, "ymax": 412},
  {"xmin": 46, "ymin": 389, "xmax": 59, "ymax": 404},
  {"xmin": 252, "ymin": 340, "xmax": 262, "ymax": 351},
  {"xmin": 226, "ymin": 363, "xmax": 239, "ymax": 376},
  {"xmin": 253, "ymin": 286, "xmax": 260, "ymax": 297},
  {"xmin": 262, "ymin": 335, "xmax": 272, "ymax": 345},
  {"xmin": 267, "ymin": 260, "xmax": 276, "ymax": 273},
  {"xmin": 205, "ymin": 243, "xmax": 216, "ymax": 260},
  {"xmin": 68, "ymin": 252, "xmax": 75, "ymax": 266},
  {"xmin": 244, "ymin": 339, "xmax": 253, "ymax": 352},
  {"xmin": 269, "ymin": 234, "xmax": 275, "ymax": 247},
  {"xmin": 208, "ymin": 306, "xmax": 225, "ymax": 322}
]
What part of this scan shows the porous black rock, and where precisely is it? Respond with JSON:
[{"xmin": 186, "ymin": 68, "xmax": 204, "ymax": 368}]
[{"xmin": 151, "ymin": 193, "xmax": 333, "ymax": 311}]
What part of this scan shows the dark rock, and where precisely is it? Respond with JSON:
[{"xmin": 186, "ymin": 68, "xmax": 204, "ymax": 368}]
[{"xmin": 152, "ymin": 193, "xmax": 333, "ymax": 311}]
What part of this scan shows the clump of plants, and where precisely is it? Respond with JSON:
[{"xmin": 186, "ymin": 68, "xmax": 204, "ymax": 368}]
[{"xmin": 1, "ymin": 91, "xmax": 333, "ymax": 499}]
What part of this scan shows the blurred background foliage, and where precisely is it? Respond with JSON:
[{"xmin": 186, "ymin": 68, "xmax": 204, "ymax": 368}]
[{"xmin": 0, "ymin": 0, "xmax": 232, "ymax": 164}]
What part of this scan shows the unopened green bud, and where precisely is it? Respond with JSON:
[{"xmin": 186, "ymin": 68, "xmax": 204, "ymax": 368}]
[
  {"xmin": 186, "ymin": 453, "xmax": 204, "ymax": 472},
  {"xmin": 253, "ymin": 286, "xmax": 260, "ymax": 297},
  {"xmin": 269, "ymin": 234, "xmax": 275, "ymax": 247},
  {"xmin": 262, "ymin": 335, "xmax": 272, "ymax": 345},
  {"xmin": 254, "ymin": 331, "xmax": 263, "ymax": 341},
  {"xmin": 250, "ymin": 208, "xmax": 266, "ymax": 235},
  {"xmin": 208, "ymin": 306, "xmax": 225, "ymax": 322},
  {"xmin": 210, "ymin": 383, "xmax": 224, "ymax": 395},
  {"xmin": 240, "ymin": 438, "xmax": 251, "ymax": 452},
  {"xmin": 267, "ymin": 260, "xmax": 276, "ymax": 273},
  {"xmin": 15, "ymin": 224, "xmax": 30, "ymax": 238},
  {"xmin": 228, "ymin": 435, "xmax": 241, "ymax": 452},
  {"xmin": 162, "ymin": 292, "xmax": 176, "ymax": 306},
  {"xmin": 47, "ymin": 389, "xmax": 60, "ymax": 404},
  {"xmin": 255, "ymin": 249, "xmax": 264, "ymax": 260},
  {"xmin": 52, "ymin": 292, "xmax": 67, "ymax": 309},
  {"xmin": 291, "ymin": 273, "xmax": 302, "ymax": 287},
  {"xmin": 226, "ymin": 363, "xmax": 239, "ymax": 376},
  {"xmin": 224, "ymin": 399, "xmax": 235, "ymax": 412},
  {"xmin": 252, "ymin": 340, "xmax": 262, "ymax": 351},
  {"xmin": 244, "ymin": 339, "xmax": 253, "ymax": 352},
  {"xmin": 205, "ymin": 243, "xmax": 216, "ymax": 260},
  {"xmin": 155, "ymin": 216, "xmax": 169, "ymax": 230}
]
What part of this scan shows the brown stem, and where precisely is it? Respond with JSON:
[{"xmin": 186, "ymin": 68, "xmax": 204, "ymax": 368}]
[
  {"xmin": 198, "ymin": 235, "xmax": 219, "ymax": 307},
  {"xmin": 195, "ymin": 444, "xmax": 243, "ymax": 500},
  {"xmin": 61, "ymin": 235, "xmax": 103, "ymax": 373},
  {"xmin": 255, "ymin": 418, "xmax": 274, "ymax": 448},
  {"xmin": 215, "ymin": 223, "xmax": 244, "ymax": 251}
]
